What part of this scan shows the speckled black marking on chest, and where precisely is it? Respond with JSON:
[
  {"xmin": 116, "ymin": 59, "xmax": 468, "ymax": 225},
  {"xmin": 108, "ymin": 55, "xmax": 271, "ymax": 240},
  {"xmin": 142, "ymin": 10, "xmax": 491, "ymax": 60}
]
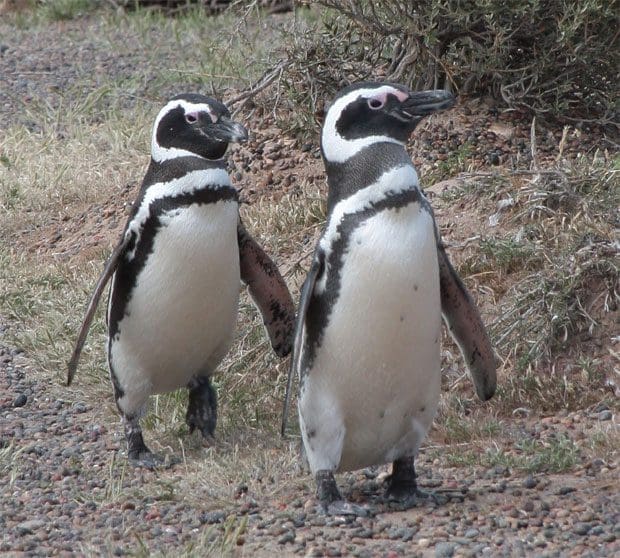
[
  {"xmin": 301, "ymin": 187, "xmax": 426, "ymax": 371},
  {"xmin": 108, "ymin": 158, "xmax": 238, "ymax": 343},
  {"xmin": 324, "ymin": 143, "xmax": 413, "ymax": 212}
]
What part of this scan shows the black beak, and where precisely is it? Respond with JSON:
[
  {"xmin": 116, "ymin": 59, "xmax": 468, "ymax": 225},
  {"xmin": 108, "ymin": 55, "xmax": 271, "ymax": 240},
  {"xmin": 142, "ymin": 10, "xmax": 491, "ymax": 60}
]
[
  {"xmin": 210, "ymin": 115, "xmax": 249, "ymax": 144},
  {"xmin": 400, "ymin": 89, "xmax": 456, "ymax": 117}
]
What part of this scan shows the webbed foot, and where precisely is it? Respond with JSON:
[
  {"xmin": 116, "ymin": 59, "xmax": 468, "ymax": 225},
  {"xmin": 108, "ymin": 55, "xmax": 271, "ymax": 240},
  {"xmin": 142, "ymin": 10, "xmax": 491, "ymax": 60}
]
[
  {"xmin": 385, "ymin": 456, "xmax": 434, "ymax": 507},
  {"xmin": 186, "ymin": 375, "xmax": 217, "ymax": 440},
  {"xmin": 315, "ymin": 469, "xmax": 370, "ymax": 517}
]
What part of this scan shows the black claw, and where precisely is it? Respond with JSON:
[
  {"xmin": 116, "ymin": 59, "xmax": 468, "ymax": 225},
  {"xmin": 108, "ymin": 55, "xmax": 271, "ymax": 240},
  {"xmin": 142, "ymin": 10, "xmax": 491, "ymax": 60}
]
[{"xmin": 186, "ymin": 375, "xmax": 217, "ymax": 438}]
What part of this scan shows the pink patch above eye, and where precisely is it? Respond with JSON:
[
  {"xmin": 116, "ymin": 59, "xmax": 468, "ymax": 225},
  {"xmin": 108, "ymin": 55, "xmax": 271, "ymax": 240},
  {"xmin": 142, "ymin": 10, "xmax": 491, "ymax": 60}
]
[
  {"xmin": 369, "ymin": 87, "xmax": 409, "ymax": 108},
  {"xmin": 389, "ymin": 88, "xmax": 409, "ymax": 102}
]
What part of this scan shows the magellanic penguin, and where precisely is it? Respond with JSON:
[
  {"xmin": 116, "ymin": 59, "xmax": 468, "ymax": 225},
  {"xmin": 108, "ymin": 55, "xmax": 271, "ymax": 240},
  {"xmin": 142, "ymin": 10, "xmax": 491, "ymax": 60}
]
[
  {"xmin": 281, "ymin": 82, "xmax": 496, "ymax": 515},
  {"xmin": 68, "ymin": 93, "xmax": 296, "ymax": 467}
]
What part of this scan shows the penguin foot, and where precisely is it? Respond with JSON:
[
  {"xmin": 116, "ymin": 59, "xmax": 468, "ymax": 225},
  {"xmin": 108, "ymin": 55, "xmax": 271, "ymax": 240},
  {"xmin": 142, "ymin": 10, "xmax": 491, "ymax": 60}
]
[
  {"xmin": 315, "ymin": 469, "xmax": 342, "ymax": 503},
  {"xmin": 128, "ymin": 449, "xmax": 174, "ymax": 470},
  {"xmin": 315, "ymin": 470, "xmax": 371, "ymax": 517},
  {"xmin": 324, "ymin": 500, "xmax": 370, "ymax": 517},
  {"xmin": 384, "ymin": 455, "xmax": 432, "ymax": 506},
  {"xmin": 186, "ymin": 375, "xmax": 217, "ymax": 439},
  {"xmin": 385, "ymin": 483, "xmax": 435, "ymax": 508},
  {"xmin": 124, "ymin": 419, "xmax": 176, "ymax": 469}
]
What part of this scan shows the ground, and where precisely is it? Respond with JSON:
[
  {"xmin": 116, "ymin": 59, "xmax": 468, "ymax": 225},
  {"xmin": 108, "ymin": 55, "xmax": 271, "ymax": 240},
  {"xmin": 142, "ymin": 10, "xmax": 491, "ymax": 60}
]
[{"xmin": 0, "ymin": 5, "xmax": 618, "ymax": 558}]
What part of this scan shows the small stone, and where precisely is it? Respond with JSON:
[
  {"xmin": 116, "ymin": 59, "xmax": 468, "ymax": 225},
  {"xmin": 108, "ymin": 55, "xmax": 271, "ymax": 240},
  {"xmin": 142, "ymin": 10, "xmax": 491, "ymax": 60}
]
[
  {"xmin": 573, "ymin": 522, "xmax": 591, "ymax": 536},
  {"xmin": 465, "ymin": 528, "xmax": 479, "ymax": 538},
  {"xmin": 13, "ymin": 394, "xmax": 27, "ymax": 407},
  {"xmin": 16, "ymin": 519, "xmax": 45, "ymax": 535},
  {"xmin": 435, "ymin": 541, "xmax": 457, "ymax": 557},
  {"xmin": 522, "ymin": 500, "xmax": 535, "ymax": 513},
  {"xmin": 523, "ymin": 475, "xmax": 537, "ymax": 489},
  {"xmin": 351, "ymin": 528, "xmax": 373, "ymax": 539},
  {"xmin": 278, "ymin": 531, "xmax": 295, "ymax": 545},
  {"xmin": 418, "ymin": 538, "xmax": 431, "ymax": 548},
  {"xmin": 596, "ymin": 410, "xmax": 612, "ymax": 421},
  {"xmin": 199, "ymin": 511, "xmax": 226, "ymax": 524}
]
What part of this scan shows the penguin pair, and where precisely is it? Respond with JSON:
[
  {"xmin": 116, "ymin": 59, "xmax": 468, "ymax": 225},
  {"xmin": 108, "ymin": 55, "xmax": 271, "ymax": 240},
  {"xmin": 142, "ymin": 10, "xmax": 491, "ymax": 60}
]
[
  {"xmin": 281, "ymin": 82, "xmax": 497, "ymax": 515},
  {"xmin": 69, "ymin": 84, "xmax": 496, "ymax": 503},
  {"xmin": 68, "ymin": 93, "xmax": 295, "ymax": 468}
]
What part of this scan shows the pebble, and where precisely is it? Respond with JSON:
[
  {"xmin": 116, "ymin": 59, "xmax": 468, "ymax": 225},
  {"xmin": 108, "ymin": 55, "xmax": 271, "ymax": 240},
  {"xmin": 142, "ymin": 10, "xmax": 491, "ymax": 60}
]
[
  {"xmin": 595, "ymin": 410, "xmax": 612, "ymax": 421},
  {"xmin": 277, "ymin": 531, "xmax": 295, "ymax": 545},
  {"xmin": 16, "ymin": 519, "xmax": 45, "ymax": 536},
  {"xmin": 199, "ymin": 511, "xmax": 226, "ymax": 525},
  {"xmin": 13, "ymin": 393, "xmax": 27, "ymax": 407},
  {"xmin": 573, "ymin": 522, "xmax": 591, "ymax": 536},
  {"xmin": 435, "ymin": 541, "xmax": 457, "ymax": 557}
]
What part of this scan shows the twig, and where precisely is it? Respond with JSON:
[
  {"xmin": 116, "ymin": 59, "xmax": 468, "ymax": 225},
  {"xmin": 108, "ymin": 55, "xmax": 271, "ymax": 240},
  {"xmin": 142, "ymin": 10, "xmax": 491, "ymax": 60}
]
[{"xmin": 226, "ymin": 60, "xmax": 290, "ymax": 116}]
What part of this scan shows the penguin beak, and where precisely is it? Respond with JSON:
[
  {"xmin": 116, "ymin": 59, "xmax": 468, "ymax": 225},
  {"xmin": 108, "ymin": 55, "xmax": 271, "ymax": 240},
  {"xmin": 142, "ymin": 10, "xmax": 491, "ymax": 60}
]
[
  {"xmin": 209, "ymin": 116, "xmax": 249, "ymax": 144},
  {"xmin": 399, "ymin": 89, "xmax": 456, "ymax": 118}
]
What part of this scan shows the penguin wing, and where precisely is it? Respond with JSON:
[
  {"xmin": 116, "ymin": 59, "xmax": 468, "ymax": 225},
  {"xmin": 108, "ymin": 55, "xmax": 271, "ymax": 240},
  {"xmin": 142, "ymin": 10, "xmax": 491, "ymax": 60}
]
[
  {"xmin": 237, "ymin": 220, "xmax": 296, "ymax": 358},
  {"xmin": 281, "ymin": 251, "xmax": 324, "ymax": 436},
  {"xmin": 66, "ymin": 233, "xmax": 132, "ymax": 386},
  {"xmin": 438, "ymin": 242, "xmax": 497, "ymax": 401}
]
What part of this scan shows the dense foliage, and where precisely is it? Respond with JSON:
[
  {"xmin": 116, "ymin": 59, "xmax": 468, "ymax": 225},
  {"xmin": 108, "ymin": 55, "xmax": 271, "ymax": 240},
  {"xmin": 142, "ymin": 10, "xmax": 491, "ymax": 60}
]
[{"xmin": 293, "ymin": 0, "xmax": 618, "ymax": 125}]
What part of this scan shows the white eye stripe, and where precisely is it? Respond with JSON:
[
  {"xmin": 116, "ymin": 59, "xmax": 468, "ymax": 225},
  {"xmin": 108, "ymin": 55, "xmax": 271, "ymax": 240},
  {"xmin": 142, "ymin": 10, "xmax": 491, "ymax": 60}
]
[
  {"xmin": 151, "ymin": 100, "xmax": 220, "ymax": 161},
  {"xmin": 152, "ymin": 100, "xmax": 216, "ymax": 133},
  {"xmin": 322, "ymin": 85, "xmax": 408, "ymax": 163}
]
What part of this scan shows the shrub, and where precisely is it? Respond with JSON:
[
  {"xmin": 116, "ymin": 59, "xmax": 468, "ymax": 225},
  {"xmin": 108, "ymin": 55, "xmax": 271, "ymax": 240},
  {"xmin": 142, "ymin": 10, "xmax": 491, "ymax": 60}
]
[{"xmin": 290, "ymin": 0, "xmax": 618, "ymax": 126}]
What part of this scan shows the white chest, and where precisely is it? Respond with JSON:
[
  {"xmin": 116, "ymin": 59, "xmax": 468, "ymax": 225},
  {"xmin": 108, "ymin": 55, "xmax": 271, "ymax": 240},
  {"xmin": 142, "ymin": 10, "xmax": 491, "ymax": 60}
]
[
  {"xmin": 110, "ymin": 201, "xmax": 240, "ymax": 394},
  {"xmin": 300, "ymin": 202, "xmax": 442, "ymax": 472}
]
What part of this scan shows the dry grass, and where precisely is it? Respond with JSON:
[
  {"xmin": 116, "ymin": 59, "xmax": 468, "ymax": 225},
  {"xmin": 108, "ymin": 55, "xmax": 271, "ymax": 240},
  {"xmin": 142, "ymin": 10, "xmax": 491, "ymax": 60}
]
[{"xmin": 433, "ymin": 153, "xmax": 618, "ymax": 418}]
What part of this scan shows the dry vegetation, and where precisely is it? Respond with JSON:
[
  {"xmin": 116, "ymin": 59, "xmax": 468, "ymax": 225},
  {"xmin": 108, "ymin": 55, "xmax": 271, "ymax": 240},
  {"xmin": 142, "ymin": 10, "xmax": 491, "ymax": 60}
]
[{"xmin": 0, "ymin": 1, "xmax": 618, "ymax": 554}]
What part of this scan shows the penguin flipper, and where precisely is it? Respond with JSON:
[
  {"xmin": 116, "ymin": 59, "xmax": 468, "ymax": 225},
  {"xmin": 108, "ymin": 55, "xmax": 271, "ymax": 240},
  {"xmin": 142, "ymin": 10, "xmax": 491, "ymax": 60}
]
[
  {"xmin": 66, "ymin": 234, "xmax": 131, "ymax": 386},
  {"xmin": 438, "ymin": 243, "xmax": 497, "ymax": 401},
  {"xmin": 237, "ymin": 220, "xmax": 296, "ymax": 358},
  {"xmin": 281, "ymin": 252, "xmax": 323, "ymax": 436}
]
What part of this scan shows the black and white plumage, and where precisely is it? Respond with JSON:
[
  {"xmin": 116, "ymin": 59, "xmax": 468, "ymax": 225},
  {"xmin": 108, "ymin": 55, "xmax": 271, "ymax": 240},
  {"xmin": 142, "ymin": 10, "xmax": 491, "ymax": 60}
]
[
  {"xmin": 282, "ymin": 82, "xmax": 496, "ymax": 514},
  {"xmin": 68, "ymin": 93, "xmax": 296, "ymax": 467}
]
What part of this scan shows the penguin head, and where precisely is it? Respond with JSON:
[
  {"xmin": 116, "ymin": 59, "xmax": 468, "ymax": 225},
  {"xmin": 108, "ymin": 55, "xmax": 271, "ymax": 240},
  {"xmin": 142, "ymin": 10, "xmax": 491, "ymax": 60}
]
[
  {"xmin": 151, "ymin": 93, "xmax": 248, "ymax": 162},
  {"xmin": 321, "ymin": 82, "xmax": 455, "ymax": 164}
]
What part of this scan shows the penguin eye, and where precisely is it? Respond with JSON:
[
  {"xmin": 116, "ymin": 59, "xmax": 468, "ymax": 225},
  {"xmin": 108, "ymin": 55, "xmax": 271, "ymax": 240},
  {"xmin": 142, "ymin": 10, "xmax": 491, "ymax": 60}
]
[
  {"xmin": 368, "ymin": 98, "xmax": 384, "ymax": 110},
  {"xmin": 185, "ymin": 113, "xmax": 198, "ymax": 124}
]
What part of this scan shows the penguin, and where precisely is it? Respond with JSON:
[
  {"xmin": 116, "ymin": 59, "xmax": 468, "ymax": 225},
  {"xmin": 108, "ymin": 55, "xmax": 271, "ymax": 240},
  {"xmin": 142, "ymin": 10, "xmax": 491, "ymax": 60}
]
[
  {"xmin": 281, "ymin": 82, "xmax": 496, "ymax": 515},
  {"xmin": 68, "ymin": 93, "xmax": 296, "ymax": 467}
]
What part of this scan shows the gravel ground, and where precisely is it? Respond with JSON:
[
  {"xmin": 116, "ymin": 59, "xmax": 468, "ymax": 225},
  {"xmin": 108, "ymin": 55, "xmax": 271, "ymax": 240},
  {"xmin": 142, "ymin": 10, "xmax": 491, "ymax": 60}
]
[
  {"xmin": 1, "ymin": 11, "xmax": 618, "ymax": 558},
  {"xmin": 1, "ymin": 345, "xmax": 618, "ymax": 557}
]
